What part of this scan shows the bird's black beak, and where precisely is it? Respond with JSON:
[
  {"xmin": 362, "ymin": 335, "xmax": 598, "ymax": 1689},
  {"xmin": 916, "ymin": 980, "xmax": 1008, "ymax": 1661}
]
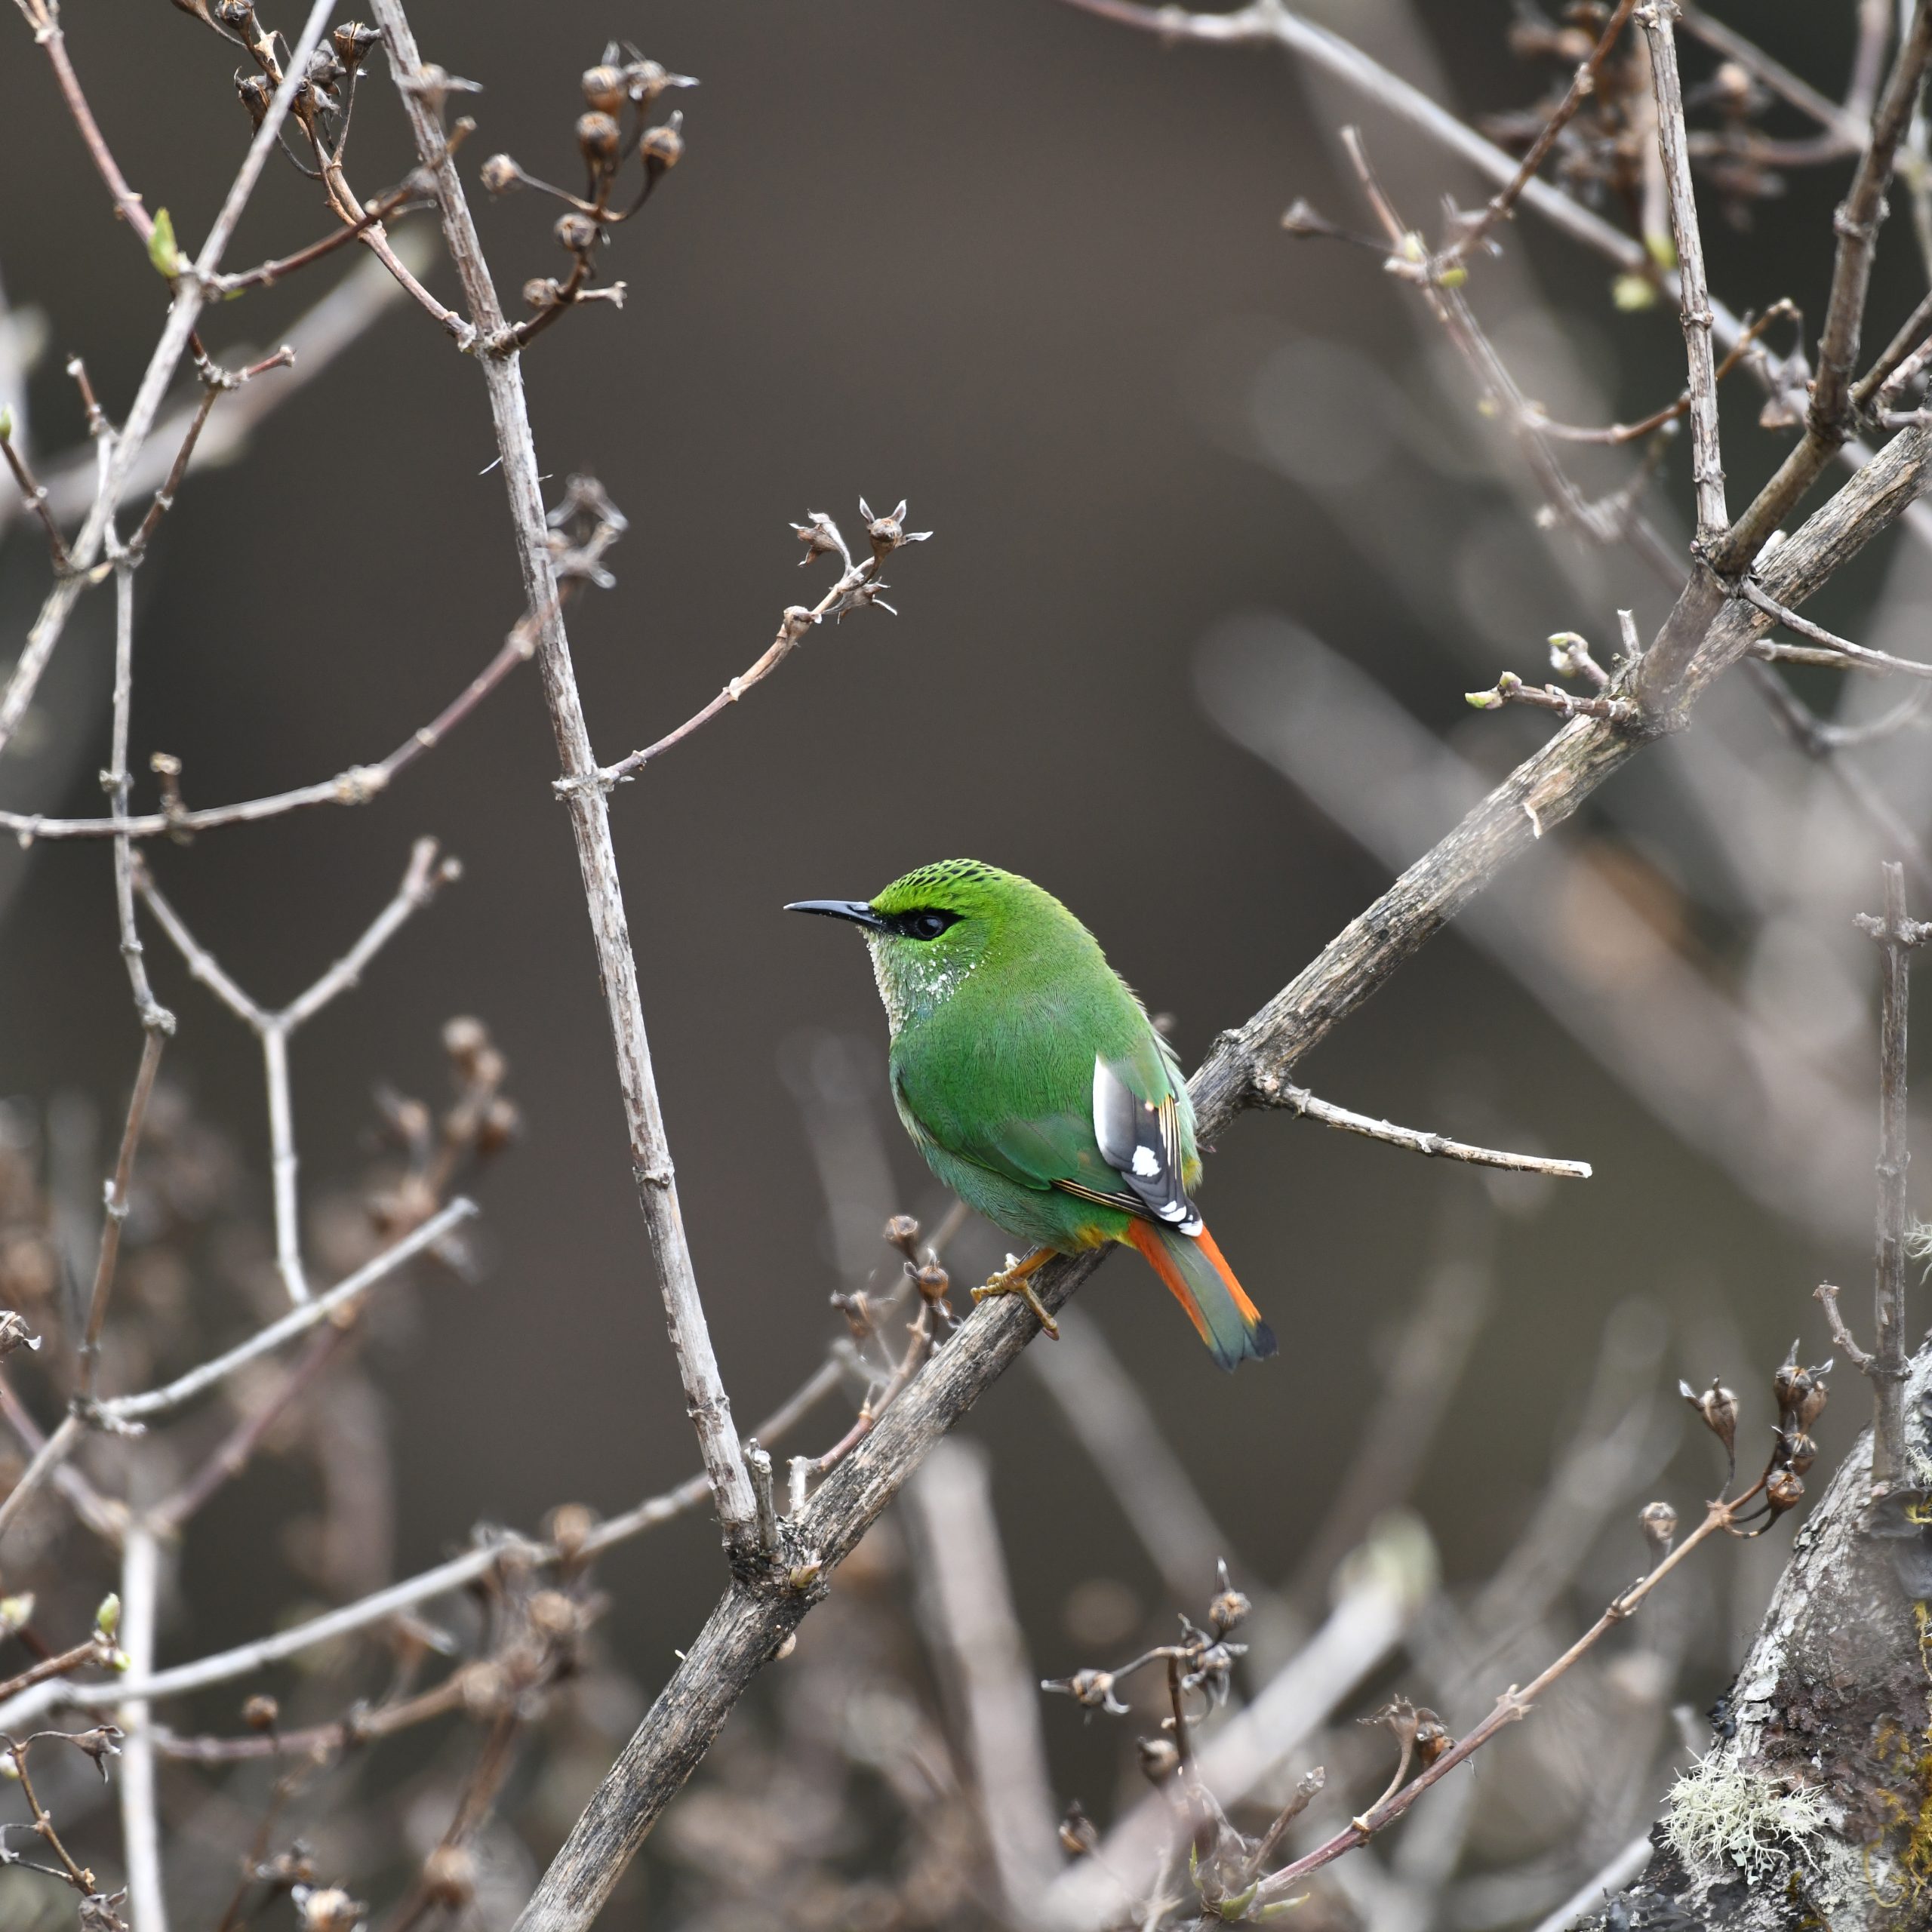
[{"xmin": 784, "ymin": 899, "xmax": 890, "ymax": 932}]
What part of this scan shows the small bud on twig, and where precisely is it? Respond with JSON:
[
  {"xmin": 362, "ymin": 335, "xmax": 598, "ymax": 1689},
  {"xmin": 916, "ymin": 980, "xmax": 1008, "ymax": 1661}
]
[{"xmin": 1639, "ymin": 1500, "xmax": 1678, "ymax": 1552}]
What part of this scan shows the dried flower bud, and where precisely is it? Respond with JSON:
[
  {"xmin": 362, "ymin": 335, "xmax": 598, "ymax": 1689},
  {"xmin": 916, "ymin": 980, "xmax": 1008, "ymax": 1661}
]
[
  {"xmin": 556, "ymin": 211, "xmax": 600, "ymax": 254},
  {"xmin": 69, "ymin": 1724, "xmax": 123, "ymax": 1782},
  {"xmin": 459, "ymin": 1661, "xmax": 509, "ymax": 1720},
  {"xmin": 235, "ymin": 71, "xmax": 272, "ymax": 131},
  {"xmin": 1774, "ymin": 1346, "xmax": 1831, "ymax": 1429},
  {"xmin": 524, "ymin": 277, "xmax": 565, "ymax": 312},
  {"xmin": 546, "ymin": 1502, "xmax": 596, "ymax": 1560},
  {"xmin": 576, "ymin": 111, "xmax": 621, "ymax": 168},
  {"xmin": 884, "ymin": 1213, "xmax": 921, "ymax": 1251},
  {"xmin": 479, "ymin": 152, "xmax": 521, "ymax": 195},
  {"xmin": 242, "ymin": 1694, "xmax": 279, "ymax": 1731},
  {"xmin": 640, "ymin": 122, "xmax": 685, "ymax": 172},
  {"xmin": 1680, "ymin": 1378, "xmax": 1740, "ymax": 1459},
  {"xmin": 1764, "ymin": 1469, "xmax": 1804, "ymax": 1516},
  {"xmin": 626, "ymin": 60, "xmax": 699, "ymax": 106},
  {"xmin": 1777, "ymin": 1432, "xmax": 1818, "ymax": 1478},
  {"xmin": 0, "ymin": 1309, "xmax": 41, "ymax": 1361},
  {"xmin": 1640, "ymin": 1500, "xmax": 1678, "ymax": 1549},
  {"xmin": 442, "ymin": 1015, "xmax": 489, "ymax": 1066},
  {"xmin": 295, "ymin": 1887, "xmax": 368, "ymax": 1932},
  {"xmin": 1060, "ymin": 1802, "xmax": 1100, "ymax": 1857},
  {"xmin": 1772, "ymin": 1342, "xmax": 1802, "ymax": 1414},
  {"xmin": 528, "ymin": 1590, "xmax": 580, "ymax": 1642},
  {"xmin": 1413, "ymin": 1709, "xmax": 1452, "ymax": 1766},
  {"xmin": 581, "ymin": 64, "xmax": 626, "ymax": 112},
  {"xmin": 1137, "ymin": 1734, "xmax": 1179, "ymax": 1783},
  {"xmin": 476, "ymin": 1096, "xmax": 521, "ymax": 1156},
  {"xmin": 1208, "ymin": 1558, "xmax": 1250, "ymax": 1636},
  {"xmin": 422, "ymin": 1844, "xmax": 475, "ymax": 1908},
  {"xmin": 1364, "ymin": 1696, "xmax": 1420, "ymax": 1749},
  {"xmin": 333, "ymin": 23, "xmax": 381, "ymax": 73},
  {"xmin": 215, "ymin": 0, "xmax": 257, "ymax": 29},
  {"xmin": 1048, "ymin": 1668, "xmax": 1126, "ymax": 1714}
]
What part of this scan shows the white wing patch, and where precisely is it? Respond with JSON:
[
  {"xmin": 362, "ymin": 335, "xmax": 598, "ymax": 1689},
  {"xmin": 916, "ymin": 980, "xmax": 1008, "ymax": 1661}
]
[{"xmin": 1092, "ymin": 1054, "xmax": 1203, "ymax": 1236}]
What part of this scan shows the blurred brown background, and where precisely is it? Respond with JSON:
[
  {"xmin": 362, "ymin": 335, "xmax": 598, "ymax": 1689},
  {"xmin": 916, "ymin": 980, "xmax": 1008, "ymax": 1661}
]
[{"xmin": 0, "ymin": 0, "xmax": 1917, "ymax": 1899}]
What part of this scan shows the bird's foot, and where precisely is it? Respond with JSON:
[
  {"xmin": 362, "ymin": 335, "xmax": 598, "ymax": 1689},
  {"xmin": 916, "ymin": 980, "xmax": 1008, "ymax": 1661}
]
[{"xmin": 972, "ymin": 1250, "xmax": 1059, "ymax": 1338}]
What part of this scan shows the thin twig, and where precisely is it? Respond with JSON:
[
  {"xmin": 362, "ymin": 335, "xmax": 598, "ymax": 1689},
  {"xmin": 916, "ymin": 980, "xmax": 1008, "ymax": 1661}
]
[
  {"xmin": 2, "ymin": 608, "xmax": 539, "ymax": 844},
  {"xmin": 1249, "ymin": 1072, "xmax": 1592, "ymax": 1177},
  {"xmin": 0, "ymin": 1414, "xmax": 84, "ymax": 1546},
  {"xmin": 77, "ymin": 1029, "xmax": 168, "ymax": 1400},
  {"xmin": 1257, "ymin": 1484, "xmax": 1763, "ymax": 1898},
  {"xmin": 0, "ymin": 418, "xmax": 70, "ymax": 568},
  {"xmin": 137, "ymin": 838, "xmax": 459, "ymax": 1303},
  {"xmin": 99, "ymin": 1197, "xmax": 474, "ymax": 1423},
  {"xmin": 1441, "ymin": 0, "xmax": 1638, "ymax": 267},
  {"xmin": 0, "ymin": 0, "xmax": 337, "ymax": 761},
  {"xmin": 374, "ymin": 0, "xmax": 760, "ymax": 1555},
  {"xmin": 1740, "ymin": 579, "xmax": 1932, "ymax": 678}
]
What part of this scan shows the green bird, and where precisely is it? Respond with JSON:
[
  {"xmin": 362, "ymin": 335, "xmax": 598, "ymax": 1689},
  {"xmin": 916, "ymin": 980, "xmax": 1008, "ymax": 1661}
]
[{"xmin": 787, "ymin": 860, "xmax": 1276, "ymax": 1371}]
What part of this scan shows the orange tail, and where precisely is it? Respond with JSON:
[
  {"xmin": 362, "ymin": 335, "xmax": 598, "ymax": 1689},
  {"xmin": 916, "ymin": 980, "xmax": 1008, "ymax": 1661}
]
[{"xmin": 1125, "ymin": 1219, "xmax": 1277, "ymax": 1371}]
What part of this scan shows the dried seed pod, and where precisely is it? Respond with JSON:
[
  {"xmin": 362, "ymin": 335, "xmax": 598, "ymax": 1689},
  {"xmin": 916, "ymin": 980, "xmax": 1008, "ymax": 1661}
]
[
  {"xmin": 422, "ymin": 1844, "xmax": 475, "ymax": 1908},
  {"xmin": 1639, "ymin": 1500, "xmax": 1678, "ymax": 1549},
  {"xmin": 546, "ymin": 1502, "xmax": 597, "ymax": 1561},
  {"xmin": 524, "ymin": 277, "xmax": 565, "ymax": 312},
  {"xmin": 1772, "ymin": 1341, "xmax": 1803, "ymax": 1417},
  {"xmin": 581, "ymin": 63, "xmax": 626, "ymax": 112},
  {"xmin": 528, "ymin": 1590, "xmax": 580, "ymax": 1641},
  {"xmin": 576, "ymin": 110, "xmax": 621, "ymax": 168},
  {"xmin": 1777, "ymin": 1432, "xmax": 1818, "ymax": 1478},
  {"xmin": 333, "ymin": 23, "xmax": 382, "ymax": 73},
  {"xmin": 555, "ymin": 211, "xmax": 600, "ymax": 254},
  {"xmin": 640, "ymin": 121, "xmax": 685, "ymax": 172},
  {"xmin": 242, "ymin": 1694, "xmax": 279, "ymax": 1731},
  {"xmin": 1680, "ymin": 1378, "xmax": 1740, "ymax": 1460},
  {"xmin": 1137, "ymin": 1734, "xmax": 1180, "ymax": 1783},
  {"xmin": 1055, "ymin": 1668, "xmax": 1124, "ymax": 1713},
  {"xmin": 913, "ymin": 1263, "xmax": 951, "ymax": 1305},
  {"xmin": 476, "ymin": 1096, "xmax": 521, "ymax": 1156},
  {"xmin": 1060, "ymin": 1802, "xmax": 1100, "ymax": 1857},
  {"xmin": 478, "ymin": 152, "xmax": 521, "ymax": 195},
  {"xmin": 884, "ymin": 1214, "xmax": 921, "ymax": 1250},
  {"xmin": 214, "ymin": 0, "xmax": 257, "ymax": 29},
  {"xmin": 441, "ymin": 1015, "xmax": 490, "ymax": 1066},
  {"xmin": 296, "ymin": 1890, "xmax": 368, "ymax": 1932},
  {"xmin": 1764, "ymin": 1469, "xmax": 1804, "ymax": 1516},
  {"xmin": 235, "ymin": 71, "xmax": 272, "ymax": 131},
  {"xmin": 1413, "ymin": 1708, "xmax": 1453, "ymax": 1766},
  {"xmin": 1208, "ymin": 1557, "xmax": 1251, "ymax": 1636}
]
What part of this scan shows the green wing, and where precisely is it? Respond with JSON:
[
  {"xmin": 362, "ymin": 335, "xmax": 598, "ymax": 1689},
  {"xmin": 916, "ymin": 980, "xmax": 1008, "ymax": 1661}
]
[{"xmin": 890, "ymin": 1008, "xmax": 1198, "ymax": 1221}]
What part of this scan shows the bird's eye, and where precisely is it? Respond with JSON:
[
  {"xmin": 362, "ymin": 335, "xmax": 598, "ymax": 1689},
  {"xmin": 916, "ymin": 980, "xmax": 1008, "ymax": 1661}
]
[{"xmin": 907, "ymin": 910, "xmax": 955, "ymax": 940}]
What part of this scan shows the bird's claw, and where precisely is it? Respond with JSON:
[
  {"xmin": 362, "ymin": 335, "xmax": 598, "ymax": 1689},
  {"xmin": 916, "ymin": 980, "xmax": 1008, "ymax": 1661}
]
[{"xmin": 972, "ymin": 1253, "xmax": 1059, "ymax": 1338}]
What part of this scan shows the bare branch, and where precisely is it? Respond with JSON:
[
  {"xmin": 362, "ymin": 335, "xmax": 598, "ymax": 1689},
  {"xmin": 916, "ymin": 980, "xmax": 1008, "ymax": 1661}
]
[
  {"xmin": 99, "ymin": 1196, "xmax": 474, "ymax": 1423},
  {"xmin": 1248, "ymin": 1072, "xmax": 1592, "ymax": 1177},
  {"xmin": 371, "ymin": 0, "xmax": 760, "ymax": 1555},
  {"xmin": 0, "ymin": 0, "xmax": 338, "ymax": 760},
  {"xmin": 1636, "ymin": 1, "xmax": 1727, "ymax": 543}
]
